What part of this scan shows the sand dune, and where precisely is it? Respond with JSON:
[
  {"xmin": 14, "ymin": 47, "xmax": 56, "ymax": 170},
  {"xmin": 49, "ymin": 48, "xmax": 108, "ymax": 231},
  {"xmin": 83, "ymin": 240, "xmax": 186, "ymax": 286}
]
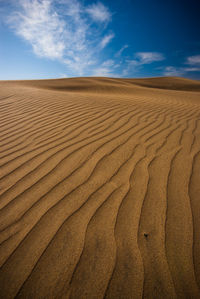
[{"xmin": 0, "ymin": 76, "xmax": 200, "ymax": 298}]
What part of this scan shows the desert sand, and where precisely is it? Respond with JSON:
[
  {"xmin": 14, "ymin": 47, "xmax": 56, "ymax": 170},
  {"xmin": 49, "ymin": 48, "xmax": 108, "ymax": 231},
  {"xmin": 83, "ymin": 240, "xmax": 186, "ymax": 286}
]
[{"xmin": 0, "ymin": 76, "xmax": 200, "ymax": 299}]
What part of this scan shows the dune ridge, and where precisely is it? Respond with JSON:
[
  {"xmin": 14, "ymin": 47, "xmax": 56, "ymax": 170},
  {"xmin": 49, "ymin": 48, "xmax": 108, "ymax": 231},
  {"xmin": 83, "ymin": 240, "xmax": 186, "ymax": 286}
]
[{"xmin": 0, "ymin": 77, "xmax": 200, "ymax": 298}]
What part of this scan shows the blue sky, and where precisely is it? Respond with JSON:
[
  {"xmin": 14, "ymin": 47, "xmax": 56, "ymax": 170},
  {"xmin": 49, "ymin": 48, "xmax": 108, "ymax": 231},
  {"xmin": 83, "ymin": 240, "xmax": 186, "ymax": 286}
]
[{"xmin": 0, "ymin": 0, "xmax": 200, "ymax": 79}]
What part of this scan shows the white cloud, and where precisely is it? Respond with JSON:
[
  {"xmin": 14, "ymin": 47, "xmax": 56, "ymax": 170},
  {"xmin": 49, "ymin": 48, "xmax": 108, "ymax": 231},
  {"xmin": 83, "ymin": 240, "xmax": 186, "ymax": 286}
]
[
  {"xmin": 120, "ymin": 53, "xmax": 165, "ymax": 77},
  {"xmin": 183, "ymin": 67, "xmax": 200, "ymax": 72},
  {"xmin": 99, "ymin": 33, "xmax": 115, "ymax": 49},
  {"xmin": 163, "ymin": 66, "xmax": 183, "ymax": 76},
  {"xmin": 126, "ymin": 59, "xmax": 140, "ymax": 66},
  {"xmin": 8, "ymin": 0, "xmax": 65, "ymax": 59},
  {"xmin": 121, "ymin": 60, "xmax": 140, "ymax": 77},
  {"xmin": 63, "ymin": 57, "xmax": 96, "ymax": 76},
  {"xmin": 92, "ymin": 58, "xmax": 121, "ymax": 77},
  {"xmin": 163, "ymin": 65, "xmax": 200, "ymax": 76},
  {"xmin": 115, "ymin": 45, "xmax": 128, "ymax": 57},
  {"xmin": 7, "ymin": 0, "xmax": 115, "ymax": 76},
  {"xmin": 86, "ymin": 2, "xmax": 112, "ymax": 23},
  {"xmin": 135, "ymin": 52, "xmax": 165, "ymax": 64},
  {"xmin": 92, "ymin": 67, "xmax": 119, "ymax": 77},
  {"xmin": 59, "ymin": 73, "xmax": 68, "ymax": 78},
  {"xmin": 186, "ymin": 55, "xmax": 200, "ymax": 65},
  {"xmin": 93, "ymin": 67, "xmax": 113, "ymax": 76},
  {"xmin": 102, "ymin": 59, "xmax": 115, "ymax": 67},
  {"xmin": 162, "ymin": 54, "xmax": 200, "ymax": 77},
  {"xmin": 122, "ymin": 52, "xmax": 165, "ymax": 76}
]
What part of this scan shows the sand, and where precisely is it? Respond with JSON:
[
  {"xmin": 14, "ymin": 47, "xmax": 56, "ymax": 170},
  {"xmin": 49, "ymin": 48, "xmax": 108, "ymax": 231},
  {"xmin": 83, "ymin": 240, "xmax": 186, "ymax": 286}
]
[{"xmin": 0, "ymin": 76, "xmax": 200, "ymax": 298}]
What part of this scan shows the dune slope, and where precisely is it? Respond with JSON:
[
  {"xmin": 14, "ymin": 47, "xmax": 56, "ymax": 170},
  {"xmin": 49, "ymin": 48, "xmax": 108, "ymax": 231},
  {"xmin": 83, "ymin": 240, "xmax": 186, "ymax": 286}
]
[{"xmin": 0, "ymin": 77, "xmax": 200, "ymax": 299}]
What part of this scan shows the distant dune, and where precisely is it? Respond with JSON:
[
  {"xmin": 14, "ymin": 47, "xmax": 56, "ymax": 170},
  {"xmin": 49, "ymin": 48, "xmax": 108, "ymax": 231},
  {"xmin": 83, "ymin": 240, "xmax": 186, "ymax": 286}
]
[{"xmin": 0, "ymin": 77, "xmax": 200, "ymax": 298}]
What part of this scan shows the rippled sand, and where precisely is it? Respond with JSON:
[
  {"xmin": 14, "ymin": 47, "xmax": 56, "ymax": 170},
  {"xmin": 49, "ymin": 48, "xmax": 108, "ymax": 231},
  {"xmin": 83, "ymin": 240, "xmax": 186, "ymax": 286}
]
[{"xmin": 0, "ymin": 77, "xmax": 200, "ymax": 299}]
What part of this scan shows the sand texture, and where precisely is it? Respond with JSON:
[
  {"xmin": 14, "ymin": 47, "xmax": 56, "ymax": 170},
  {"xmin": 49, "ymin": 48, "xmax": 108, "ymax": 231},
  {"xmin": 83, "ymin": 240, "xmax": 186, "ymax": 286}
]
[{"xmin": 0, "ymin": 76, "xmax": 200, "ymax": 299}]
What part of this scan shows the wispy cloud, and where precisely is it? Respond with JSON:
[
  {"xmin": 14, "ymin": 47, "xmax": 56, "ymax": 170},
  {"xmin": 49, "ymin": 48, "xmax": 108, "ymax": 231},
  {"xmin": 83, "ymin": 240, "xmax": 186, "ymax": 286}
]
[
  {"xmin": 7, "ymin": 0, "xmax": 115, "ymax": 76},
  {"xmin": 186, "ymin": 55, "xmax": 200, "ymax": 65},
  {"xmin": 162, "ymin": 54, "xmax": 200, "ymax": 76},
  {"xmin": 93, "ymin": 67, "xmax": 114, "ymax": 76},
  {"xmin": 135, "ymin": 52, "xmax": 165, "ymax": 64},
  {"xmin": 183, "ymin": 67, "xmax": 200, "ymax": 72},
  {"xmin": 8, "ymin": 0, "xmax": 66, "ymax": 59},
  {"xmin": 86, "ymin": 2, "xmax": 112, "ymax": 23},
  {"xmin": 121, "ymin": 52, "xmax": 165, "ymax": 77},
  {"xmin": 99, "ymin": 33, "xmax": 115, "ymax": 49},
  {"xmin": 163, "ymin": 66, "xmax": 184, "ymax": 76},
  {"xmin": 163, "ymin": 65, "xmax": 200, "ymax": 76},
  {"xmin": 102, "ymin": 60, "xmax": 115, "ymax": 67},
  {"xmin": 59, "ymin": 73, "xmax": 68, "ymax": 78},
  {"xmin": 115, "ymin": 45, "xmax": 128, "ymax": 57},
  {"xmin": 92, "ymin": 59, "xmax": 121, "ymax": 77}
]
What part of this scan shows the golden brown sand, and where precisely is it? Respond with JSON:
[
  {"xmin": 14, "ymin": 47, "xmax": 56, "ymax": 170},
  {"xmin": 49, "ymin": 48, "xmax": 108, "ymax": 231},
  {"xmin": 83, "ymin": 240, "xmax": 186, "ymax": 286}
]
[{"xmin": 0, "ymin": 76, "xmax": 200, "ymax": 299}]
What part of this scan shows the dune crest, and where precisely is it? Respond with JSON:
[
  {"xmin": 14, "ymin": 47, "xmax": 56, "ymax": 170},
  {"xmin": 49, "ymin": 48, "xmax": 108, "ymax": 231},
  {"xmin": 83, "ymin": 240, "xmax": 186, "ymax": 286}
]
[{"xmin": 0, "ymin": 77, "xmax": 200, "ymax": 298}]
